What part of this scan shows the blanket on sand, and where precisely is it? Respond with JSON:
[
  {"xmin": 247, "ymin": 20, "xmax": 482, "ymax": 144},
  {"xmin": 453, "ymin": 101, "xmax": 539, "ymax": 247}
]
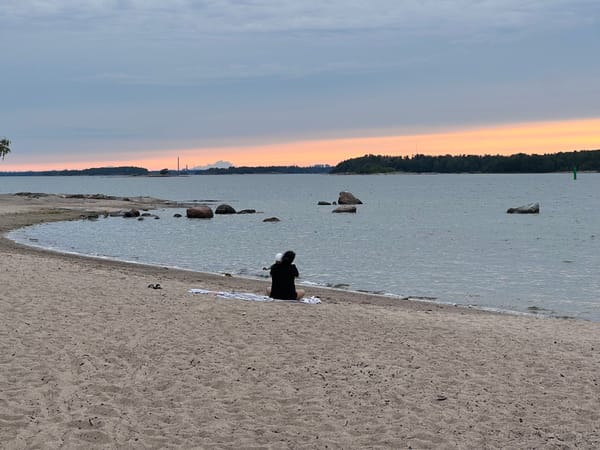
[{"xmin": 189, "ymin": 288, "xmax": 321, "ymax": 304}]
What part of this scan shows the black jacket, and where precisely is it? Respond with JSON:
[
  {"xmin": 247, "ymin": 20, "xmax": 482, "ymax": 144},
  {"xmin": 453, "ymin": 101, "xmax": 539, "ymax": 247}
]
[{"xmin": 269, "ymin": 262, "xmax": 299, "ymax": 300}]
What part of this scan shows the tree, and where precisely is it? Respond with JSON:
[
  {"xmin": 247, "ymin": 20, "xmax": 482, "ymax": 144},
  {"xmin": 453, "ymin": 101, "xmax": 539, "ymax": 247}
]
[{"xmin": 0, "ymin": 137, "xmax": 10, "ymax": 160}]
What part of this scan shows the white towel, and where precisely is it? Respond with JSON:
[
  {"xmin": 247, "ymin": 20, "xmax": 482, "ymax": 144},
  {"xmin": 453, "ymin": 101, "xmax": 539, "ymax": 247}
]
[{"xmin": 189, "ymin": 288, "xmax": 321, "ymax": 304}]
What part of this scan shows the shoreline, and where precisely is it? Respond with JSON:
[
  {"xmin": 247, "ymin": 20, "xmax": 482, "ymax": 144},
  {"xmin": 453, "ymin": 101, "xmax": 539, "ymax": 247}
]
[
  {"xmin": 3, "ymin": 207, "xmax": 574, "ymax": 322},
  {"xmin": 5, "ymin": 222, "xmax": 542, "ymax": 320},
  {"xmin": 2, "ymin": 193, "xmax": 600, "ymax": 448},
  {"xmin": 7, "ymin": 232, "xmax": 551, "ymax": 321},
  {"xmin": 0, "ymin": 192, "xmax": 468, "ymax": 311}
]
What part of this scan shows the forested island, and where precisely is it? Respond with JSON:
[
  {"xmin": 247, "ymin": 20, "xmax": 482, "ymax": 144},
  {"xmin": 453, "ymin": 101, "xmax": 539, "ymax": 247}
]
[
  {"xmin": 0, "ymin": 165, "xmax": 331, "ymax": 176},
  {"xmin": 190, "ymin": 165, "xmax": 331, "ymax": 175},
  {"xmin": 0, "ymin": 166, "xmax": 149, "ymax": 176},
  {"xmin": 330, "ymin": 150, "xmax": 600, "ymax": 174}
]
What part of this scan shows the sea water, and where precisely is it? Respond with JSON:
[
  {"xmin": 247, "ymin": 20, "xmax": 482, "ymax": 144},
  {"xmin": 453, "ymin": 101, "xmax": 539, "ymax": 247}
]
[{"xmin": 4, "ymin": 173, "xmax": 600, "ymax": 321}]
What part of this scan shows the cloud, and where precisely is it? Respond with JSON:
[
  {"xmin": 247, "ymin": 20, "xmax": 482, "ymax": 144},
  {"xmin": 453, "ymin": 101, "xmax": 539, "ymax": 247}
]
[
  {"xmin": 4, "ymin": 1, "xmax": 598, "ymax": 79},
  {"xmin": 4, "ymin": 0, "xmax": 595, "ymax": 89},
  {"xmin": 2, "ymin": 0, "xmax": 597, "ymax": 36},
  {"xmin": 1, "ymin": 0, "xmax": 599, "ymax": 164}
]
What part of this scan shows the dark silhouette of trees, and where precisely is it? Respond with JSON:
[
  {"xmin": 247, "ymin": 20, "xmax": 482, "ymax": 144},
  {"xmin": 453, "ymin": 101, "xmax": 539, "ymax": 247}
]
[
  {"xmin": 0, "ymin": 166, "xmax": 148, "ymax": 176},
  {"xmin": 330, "ymin": 150, "xmax": 600, "ymax": 174},
  {"xmin": 192, "ymin": 165, "xmax": 332, "ymax": 175}
]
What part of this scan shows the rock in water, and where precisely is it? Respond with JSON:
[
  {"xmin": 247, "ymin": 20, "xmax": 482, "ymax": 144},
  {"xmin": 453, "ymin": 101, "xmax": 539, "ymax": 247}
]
[
  {"xmin": 507, "ymin": 203, "xmax": 540, "ymax": 214},
  {"xmin": 338, "ymin": 191, "xmax": 363, "ymax": 205},
  {"xmin": 215, "ymin": 204, "xmax": 236, "ymax": 214},
  {"xmin": 187, "ymin": 206, "xmax": 214, "ymax": 218},
  {"xmin": 332, "ymin": 205, "xmax": 357, "ymax": 213},
  {"xmin": 123, "ymin": 209, "xmax": 140, "ymax": 218}
]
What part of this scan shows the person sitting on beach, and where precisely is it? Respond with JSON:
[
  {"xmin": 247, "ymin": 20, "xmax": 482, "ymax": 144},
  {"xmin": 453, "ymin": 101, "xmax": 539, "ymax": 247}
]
[{"xmin": 267, "ymin": 250, "xmax": 305, "ymax": 300}]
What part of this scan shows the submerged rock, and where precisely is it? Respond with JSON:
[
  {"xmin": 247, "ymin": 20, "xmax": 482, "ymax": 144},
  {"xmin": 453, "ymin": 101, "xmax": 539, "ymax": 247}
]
[
  {"xmin": 332, "ymin": 205, "xmax": 357, "ymax": 213},
  {"xmin": 263, "ymin": 217, "xmax": 280, "ymax": 222}
]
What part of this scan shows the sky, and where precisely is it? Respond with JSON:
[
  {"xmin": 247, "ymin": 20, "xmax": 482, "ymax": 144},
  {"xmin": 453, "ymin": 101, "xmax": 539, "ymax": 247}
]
[{"xmin": 1, "ymin": 0, "xmax": 599, "ymax": 171}]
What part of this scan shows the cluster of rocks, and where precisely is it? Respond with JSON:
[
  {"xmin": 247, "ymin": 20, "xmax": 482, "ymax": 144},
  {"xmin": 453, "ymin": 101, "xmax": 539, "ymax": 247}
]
[
  {"xmin": 16, "ymin": 192, "xmax": 137, "ymax": 202},
  {"xmin": 84, "ymin": 192, "xmax": 539, "ymax": 226},
  {"xmin": 186, "ymin": 204, "xmax": 257, "ymax": 219},
  {"xmin": 65, "ymin": 193, "xmax": 120, "ymax": 200},
  {"xmin": 80, "ymin": 208, "xmax": 161, "ymax": 221},
  {"xmin": 184, "ymin": 191, "xmax": 365, "ymax": 221},
  {"xmin": 318, "ymin": 191, "xmax": 363, "ymax": 213},
  {"xmin": 15, "ymin": 192, "xmax": 120, "ymax": 200},
  {"xmin": 118, "ymin": 209, "xmax": 161, "ymax": 221}
]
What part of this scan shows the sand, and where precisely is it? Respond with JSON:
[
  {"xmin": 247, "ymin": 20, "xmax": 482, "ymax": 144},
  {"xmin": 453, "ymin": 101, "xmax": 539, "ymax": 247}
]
[{"xmin": 1, "ymin": 193, "xmax": 599, "ymax": 449}]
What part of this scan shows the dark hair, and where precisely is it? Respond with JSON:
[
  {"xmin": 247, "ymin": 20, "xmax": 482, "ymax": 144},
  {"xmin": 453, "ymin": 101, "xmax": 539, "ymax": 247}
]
[{"xmin": 282, "ymin": 250, "xmax": 295, "ymax": 264}]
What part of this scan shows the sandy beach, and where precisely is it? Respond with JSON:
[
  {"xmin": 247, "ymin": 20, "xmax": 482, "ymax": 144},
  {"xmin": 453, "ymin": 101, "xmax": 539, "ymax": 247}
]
[{"xmin": 1, "ymin": 193, "xmax": 599, "ymax": 449}]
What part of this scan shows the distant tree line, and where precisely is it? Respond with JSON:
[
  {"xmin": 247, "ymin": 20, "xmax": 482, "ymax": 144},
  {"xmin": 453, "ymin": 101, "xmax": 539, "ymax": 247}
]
[
  {"xmin": 330, "ymin": 150, "xmax": 600, "ymax": 174},
  {"xmin": 1, "ymin": 165, "xmax": 331, "ymax": 176},
  {"xmin": 6, "ymin": 150, "xmax": 599, "ymax": 176},
  {"xmin": 192, "ymin": 165, "xmax": 331, "ymax": 175},
  {"xmin": 0, "ymin": 166, "xmax": 149, "ymax": 176}
]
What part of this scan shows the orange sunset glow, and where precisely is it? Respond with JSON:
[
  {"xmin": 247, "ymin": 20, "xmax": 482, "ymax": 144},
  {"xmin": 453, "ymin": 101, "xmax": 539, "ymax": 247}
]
[{"xmin": 5, "ymin": 118, "xmax": 600, "ymax": 172}]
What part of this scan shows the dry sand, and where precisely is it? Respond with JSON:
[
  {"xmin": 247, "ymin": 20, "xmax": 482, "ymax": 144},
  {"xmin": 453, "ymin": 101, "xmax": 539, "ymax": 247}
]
[{"xmin": 1, "ymin": 193, "xmax": 599, "ymax": 449}]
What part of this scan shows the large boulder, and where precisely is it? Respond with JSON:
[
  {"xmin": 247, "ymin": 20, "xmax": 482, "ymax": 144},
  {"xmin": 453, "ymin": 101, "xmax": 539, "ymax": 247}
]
[
  {"xmin": 332, "ymin": 205, "xmax": 357, "ymax": 213},
  {"xmin": 338, "ymin": 191, "xmax": 363, "ymax": 205},
  {"xmin": 215, "ymin": 204, "xmax": 236, "ymax": 214},
  {"xmin": 507, "ymin": 203, "xmax": 540, "ymax": 214},
  {"xmin": 237, "ymin": 209, "xmax": 256, "ymax": 214},
  {"xmin": 263, "ymin": 217, "xmax": 280, "ymax": 222},
  {"xmin": 187, "ymin": 206, "xmax": 214, "ymax": 219}
]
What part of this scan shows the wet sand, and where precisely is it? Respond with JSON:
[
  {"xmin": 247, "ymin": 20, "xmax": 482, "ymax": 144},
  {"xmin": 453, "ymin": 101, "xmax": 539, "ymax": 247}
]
[{"xmin": 1, "ymin": 193, "xmax": 599, "ymax": 449}]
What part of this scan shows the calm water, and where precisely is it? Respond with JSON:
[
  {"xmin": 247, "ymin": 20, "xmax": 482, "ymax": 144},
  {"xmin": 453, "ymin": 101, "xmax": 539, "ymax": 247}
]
[{"xmin": 4, "ymin": 173, "xmax": 600, "ymax": 320}]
